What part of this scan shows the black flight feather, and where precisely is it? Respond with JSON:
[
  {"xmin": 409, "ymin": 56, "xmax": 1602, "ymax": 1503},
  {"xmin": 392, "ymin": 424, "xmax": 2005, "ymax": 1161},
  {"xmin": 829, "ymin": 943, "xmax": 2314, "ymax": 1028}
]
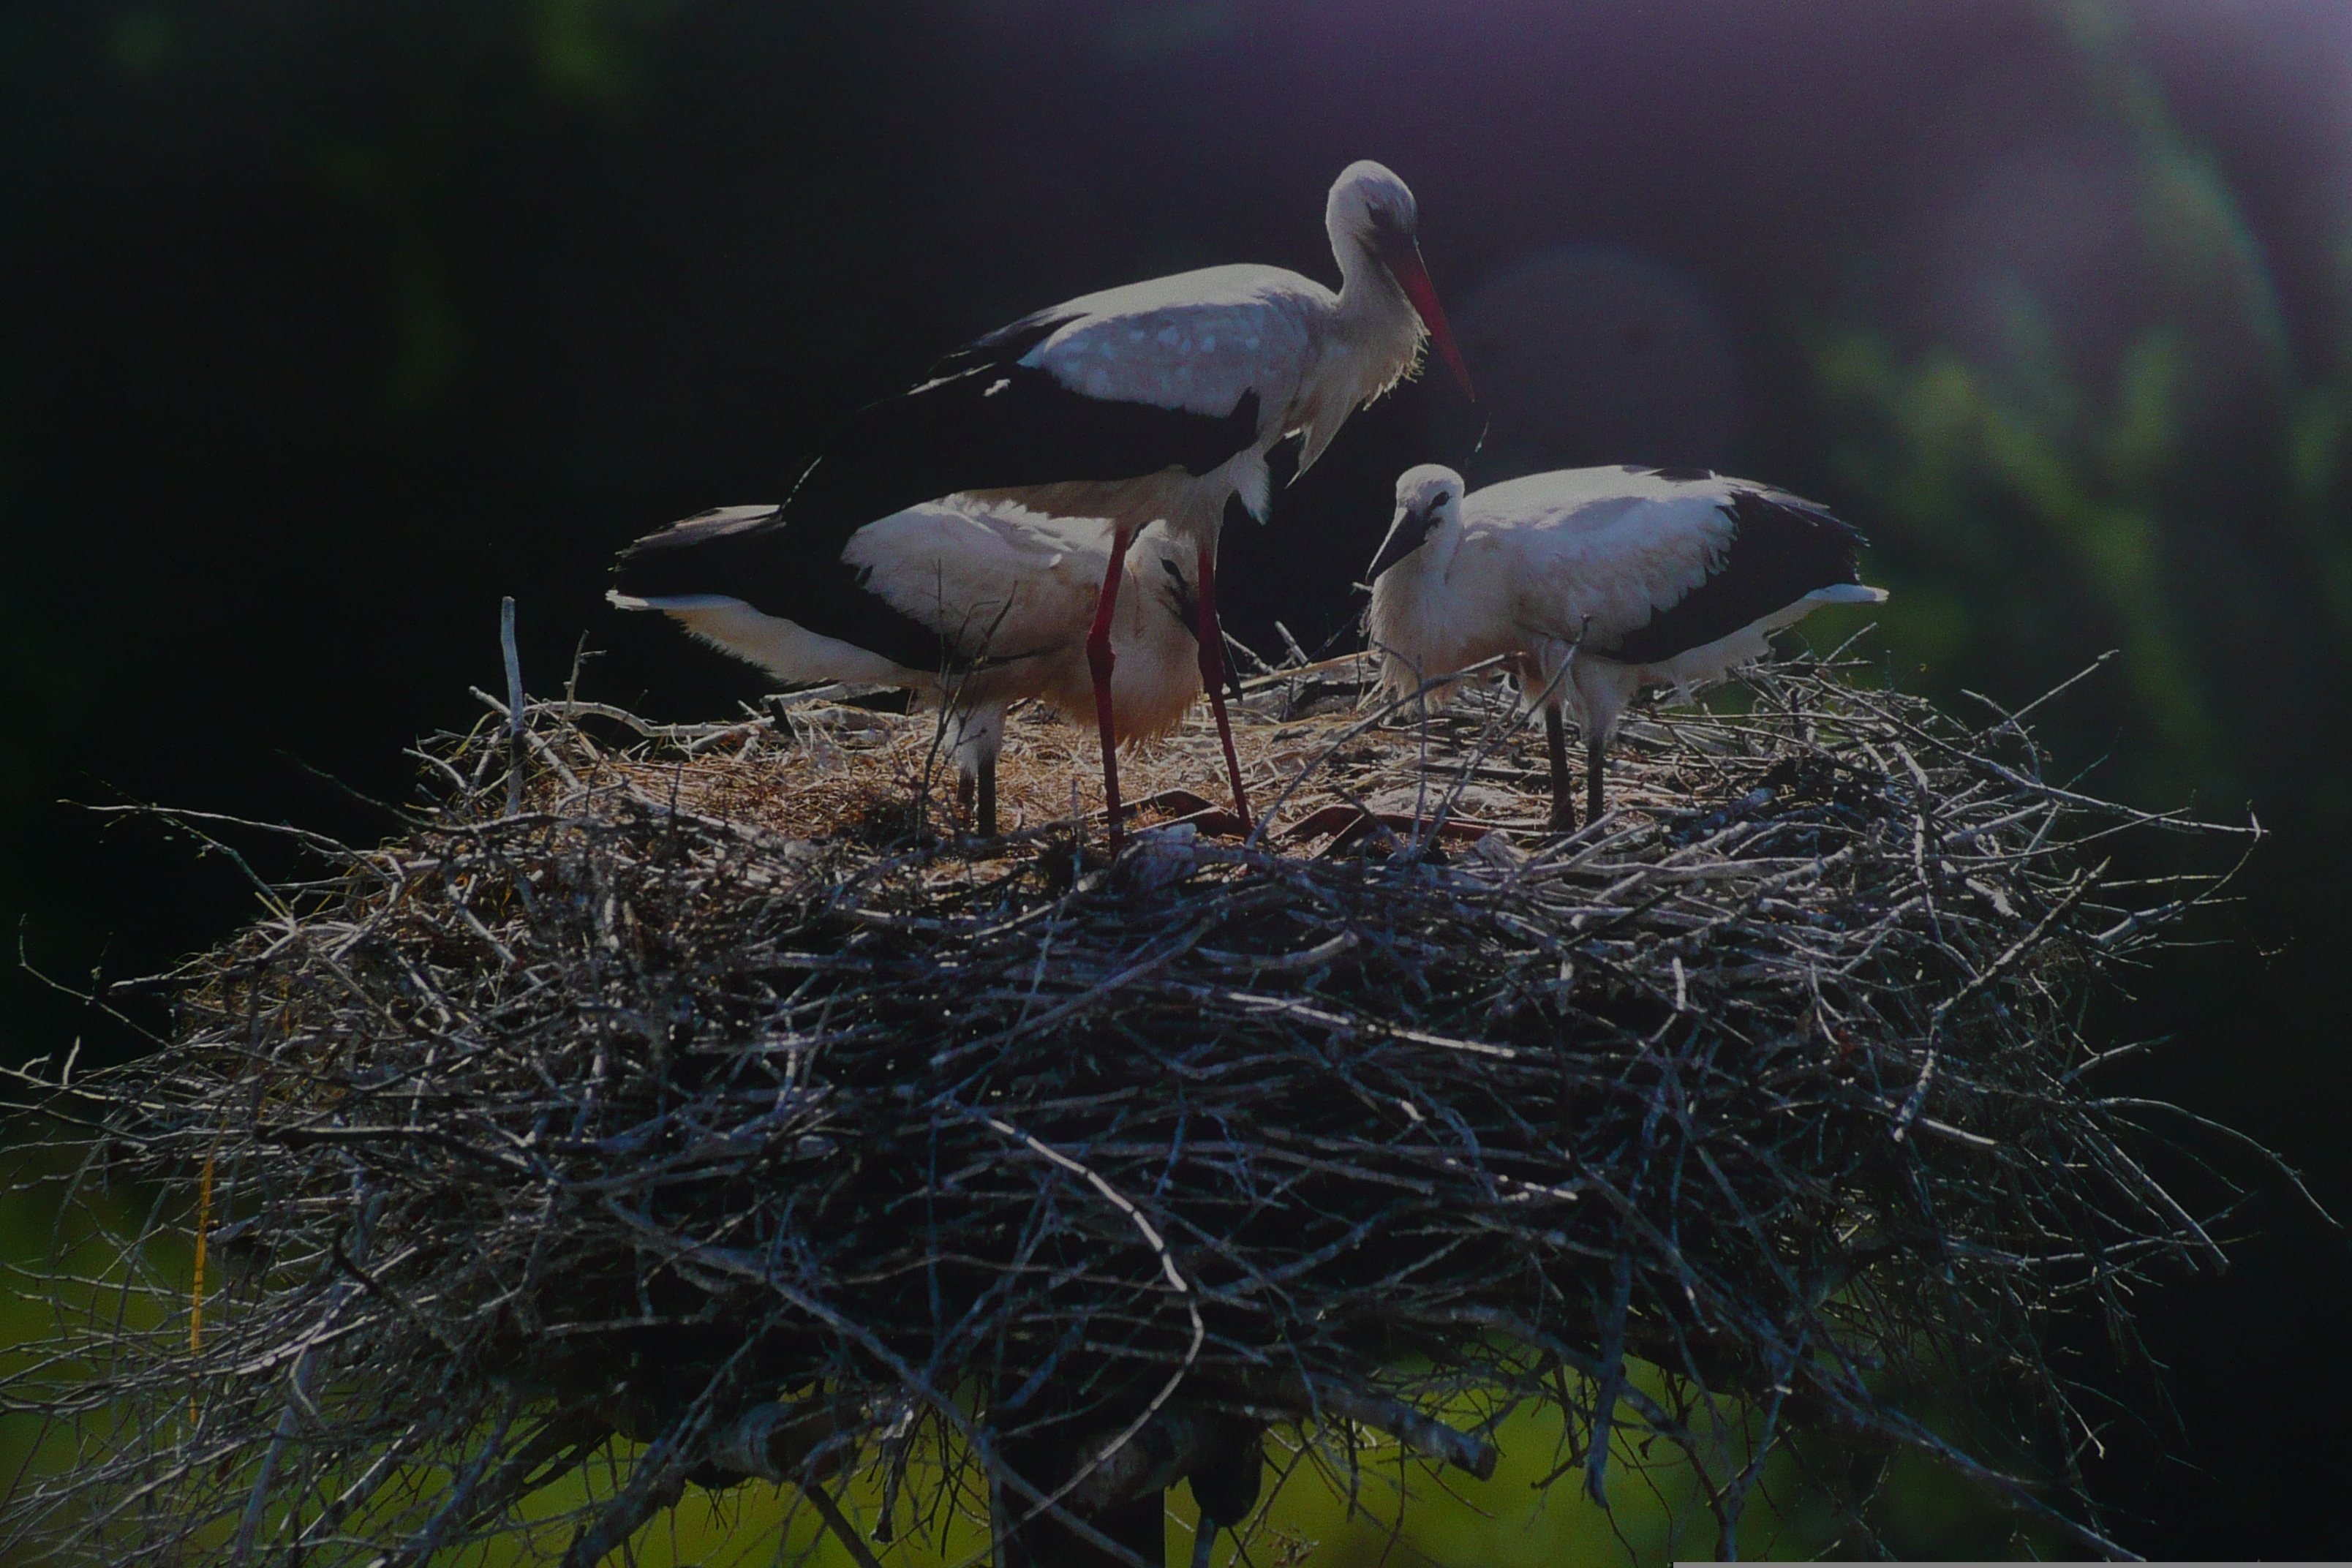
[
  {"xmin": 1597, "ymin": 487, "xmax": 1870, "ymax": 666},
  {"xmin": 614, "ymin": 310, "xmax": 1261, "ymax": 668},
  {"xmin": 785, "ymin": 344, "xmax": 1262, "ymax": 534},
  {"xmin": 615, "ymin": 505, "xmax": 979, "ymax": 674}
]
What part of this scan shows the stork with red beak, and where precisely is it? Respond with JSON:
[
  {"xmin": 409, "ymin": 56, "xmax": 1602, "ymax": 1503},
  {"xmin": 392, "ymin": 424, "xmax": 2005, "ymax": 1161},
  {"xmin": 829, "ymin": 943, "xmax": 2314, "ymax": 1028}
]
[
  {"xmin": 613, "ymin": 160, "xmax": 1473, "ymax": 845},
  {"xmin": 1365, "ymin": 464, "xmax": 1889, "ymax": 830}
]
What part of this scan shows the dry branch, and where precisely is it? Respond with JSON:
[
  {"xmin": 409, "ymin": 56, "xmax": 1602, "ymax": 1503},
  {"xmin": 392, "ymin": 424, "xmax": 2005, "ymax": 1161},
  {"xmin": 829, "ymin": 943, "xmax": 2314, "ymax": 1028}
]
[{"xmin": 0, "ymin": 649, "xmax": 2267, "ymax": 1564}]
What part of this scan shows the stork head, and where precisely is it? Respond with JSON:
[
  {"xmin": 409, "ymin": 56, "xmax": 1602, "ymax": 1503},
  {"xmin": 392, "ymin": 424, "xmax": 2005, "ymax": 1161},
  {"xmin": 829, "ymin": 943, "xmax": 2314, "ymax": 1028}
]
[
  {"xmin": 1153, "ymin": 546, "xmax": 1202, "ymax": 643},
  {"xmin": 1368, "ymin": 464, "xmax": 1466, "ymax": 581},
  {"xmin": 1327, "ymin": 162, "xmax": 1476, "ymax": 402},
  {"xmin": 1327, "ymin": 160, "xmax": 1419, "ymax": 254}
]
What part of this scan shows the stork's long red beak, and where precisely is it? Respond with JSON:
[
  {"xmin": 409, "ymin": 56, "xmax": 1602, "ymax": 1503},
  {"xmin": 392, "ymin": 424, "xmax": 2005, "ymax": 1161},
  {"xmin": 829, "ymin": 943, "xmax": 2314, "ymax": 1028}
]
[{"xmin": 1384, "ymin": 243, "xmax": 1476, "ymax": 402}]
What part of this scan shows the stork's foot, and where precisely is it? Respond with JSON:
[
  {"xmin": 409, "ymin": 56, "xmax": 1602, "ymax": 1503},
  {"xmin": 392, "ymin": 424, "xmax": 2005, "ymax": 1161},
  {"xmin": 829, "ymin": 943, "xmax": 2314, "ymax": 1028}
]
[
  {"xmin": 1135, "ymin": 788, "xmax": 1215, "ymax": 818},
  {"xmin": 1110, "ymin": 788, "xmax": 1247, "ymax": 838},
  {"xmin": 1163, "ymin": 807, "xmax": 1249, "ymax": 838}
]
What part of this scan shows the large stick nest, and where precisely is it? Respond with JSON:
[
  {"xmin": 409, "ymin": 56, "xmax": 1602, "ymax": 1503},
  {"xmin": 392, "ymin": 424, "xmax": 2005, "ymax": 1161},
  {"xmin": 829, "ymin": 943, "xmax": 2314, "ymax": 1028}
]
[{"xmin": 2, "ymin": 650, "xmax": 2264, "ymax": 1564}]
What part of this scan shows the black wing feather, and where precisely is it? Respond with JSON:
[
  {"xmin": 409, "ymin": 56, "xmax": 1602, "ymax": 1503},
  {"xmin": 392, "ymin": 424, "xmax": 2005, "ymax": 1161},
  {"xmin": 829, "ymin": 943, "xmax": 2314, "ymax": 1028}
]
[
  {"xmin": 1598, "ymin": 488, "xmax": 1870, "ymax": 665},
  {"xmin": 614, "ymin": 505, "xmax": 971, "ymax": 674},
  {"xmin": 614, "ymin": 312, "xmax": 1260, "ymax": 666},
  {"xmin": 915, "ymin": 307, "xmax": 1077, "ymax": 382},
  {"xmin": 786, "ymin": 359, "xmax": 1261, "ymax": 534}
]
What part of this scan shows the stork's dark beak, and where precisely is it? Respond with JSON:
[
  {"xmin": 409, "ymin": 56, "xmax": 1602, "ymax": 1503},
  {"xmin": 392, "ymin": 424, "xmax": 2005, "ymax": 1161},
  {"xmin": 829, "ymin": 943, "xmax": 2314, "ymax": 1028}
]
[
  {"xmin": 1366, "ymin": 507, "xmax": 1438, "ymax": 581},
  {"xmin": 1381, "ymin": 241, "xmax": 1475, "ymax": 402}
]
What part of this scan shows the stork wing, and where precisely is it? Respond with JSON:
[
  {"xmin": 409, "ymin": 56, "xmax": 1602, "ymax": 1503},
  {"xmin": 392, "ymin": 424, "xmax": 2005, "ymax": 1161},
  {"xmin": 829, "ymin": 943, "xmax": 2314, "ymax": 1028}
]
[
  {"xmin": 613, "ymin": 502, "xmax": 976, "ymax": 674},
  {"xmin": 615, "ymin": 301, "xmax": 1262, "ymax": 671},
  {"xmin": 843, "ymin": 502, "xmax": 1104, "ymax": 662},
  {"xmin": 1599, "ymin": 486, "xmax": 1872, "ymax": 665},
  {"xmin": 782, "ymin": 306, "xmax": 1262, "ymax": 542}
]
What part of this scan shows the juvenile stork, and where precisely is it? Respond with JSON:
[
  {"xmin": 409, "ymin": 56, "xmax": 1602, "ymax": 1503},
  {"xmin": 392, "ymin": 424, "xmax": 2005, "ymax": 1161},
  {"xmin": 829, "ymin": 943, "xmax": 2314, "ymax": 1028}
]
[
  {"xmin": 611, "ymin": 500, "xmax": 1204, "ymax": 837},
  {"xmin": 1365, "ymin": 464, "xmax": 1888, "ymax": 829},
  {"xmin": 613, "ymin": 159, "xmax": 1473, "ymax": 844}
]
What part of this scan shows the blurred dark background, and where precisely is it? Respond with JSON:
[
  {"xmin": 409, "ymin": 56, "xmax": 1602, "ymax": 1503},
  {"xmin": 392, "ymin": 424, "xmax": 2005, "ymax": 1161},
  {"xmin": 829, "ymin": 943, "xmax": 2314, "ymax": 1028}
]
[{"xmin": 5, "ymin": 0, "xmax": 2351, "ymax": 1556}]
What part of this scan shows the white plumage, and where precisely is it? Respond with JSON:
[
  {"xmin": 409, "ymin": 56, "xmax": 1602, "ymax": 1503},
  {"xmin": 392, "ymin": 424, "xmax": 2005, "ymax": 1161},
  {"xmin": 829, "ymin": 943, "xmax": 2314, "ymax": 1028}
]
[
  {"xmin": 979, "ymin": 162, "xmax": 1474, "ymax": 544},
  {"xmin": 944, "ymin": 160, "xmax": 1474, "ymax": 840},
  {"xmin": 612, "ymin": 161, "xmax": 1471, "ymax": 847},
  {"xmin": 1365, "ymin": 463, "xmax": 1889, "ymax": 828},
  {"xmin": 611, "ymin": 501, "xmax": 1202, "ymax": 836}
]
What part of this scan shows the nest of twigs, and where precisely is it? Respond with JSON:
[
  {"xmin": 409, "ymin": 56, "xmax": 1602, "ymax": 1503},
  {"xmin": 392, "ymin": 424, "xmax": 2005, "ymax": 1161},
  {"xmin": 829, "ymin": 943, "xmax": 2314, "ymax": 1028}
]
[{"xmin": 1, "ymin": 649, "xmax": 2264, "ymax": 1565}]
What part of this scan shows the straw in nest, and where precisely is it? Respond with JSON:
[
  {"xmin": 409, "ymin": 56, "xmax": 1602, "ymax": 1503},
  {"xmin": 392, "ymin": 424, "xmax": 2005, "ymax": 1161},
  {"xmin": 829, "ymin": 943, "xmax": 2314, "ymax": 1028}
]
[{"xmin": 0, "ymin": 648, "xmax": 2283, "ymax": 1567}]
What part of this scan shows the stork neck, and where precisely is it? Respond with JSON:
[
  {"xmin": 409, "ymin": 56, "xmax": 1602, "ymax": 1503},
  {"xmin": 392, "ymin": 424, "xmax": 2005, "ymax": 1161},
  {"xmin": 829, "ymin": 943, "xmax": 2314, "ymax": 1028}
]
[
  {"xmin": 1327, "ymin": 239, "xmax": 1428, "ymax": 412},
  {"xmin": 1392, "ymin": 524, "xmax": 1460, "ymax": 593},
  {"xmin": 1366, "ymin": 527, "xmax": 1461, "ymax": 671},
  {"xmin": 1334, "ymin": 238, "xmax": 1414, "ymax": 336}
]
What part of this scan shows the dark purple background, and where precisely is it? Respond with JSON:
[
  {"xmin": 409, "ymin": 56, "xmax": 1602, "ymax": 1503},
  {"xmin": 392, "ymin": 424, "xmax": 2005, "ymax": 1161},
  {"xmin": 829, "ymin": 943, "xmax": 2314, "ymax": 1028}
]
[{"xmin": 6, "ymin": 1, "xmax": 2351, "ymax": 1554}]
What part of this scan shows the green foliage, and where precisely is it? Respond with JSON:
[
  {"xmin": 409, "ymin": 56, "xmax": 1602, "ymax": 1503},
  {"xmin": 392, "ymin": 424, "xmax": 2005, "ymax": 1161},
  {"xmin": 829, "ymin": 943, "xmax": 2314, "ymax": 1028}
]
[
  {"xmin": 318, "ymin": 147, "xmax": 467, "ymax": 413},
  {"xmin": 1812, "ymin": 314, "xmax": 2223, "ymax": 794},
  {"xmin": 2286, "ymin": 383, "xmax": 2352, "ymax": 652},
  {"xmin": 107, "ymin": 9, "xmax": 173, "ymax": 75},
  {"xmin": 530, "ymin": 0, "xmax": 674, "ymax": 105},
  {"xmin": 1810, "ymin": 1, "xmax": 2352, "ymax": 810}
]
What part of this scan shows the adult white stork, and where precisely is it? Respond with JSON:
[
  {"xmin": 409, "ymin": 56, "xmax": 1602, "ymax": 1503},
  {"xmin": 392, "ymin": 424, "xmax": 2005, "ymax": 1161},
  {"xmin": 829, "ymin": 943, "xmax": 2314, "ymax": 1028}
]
[
  {"xmin": 1364, "ymin": 463, "xmax": 1889, "ymax": 829},
  {"xmin": 610, "ymin": 500, "xmax": 1205, "ymax": 837},
  {"xmin": 611, "ymin": 159, "xmax": 1473, "ymax": 845}
]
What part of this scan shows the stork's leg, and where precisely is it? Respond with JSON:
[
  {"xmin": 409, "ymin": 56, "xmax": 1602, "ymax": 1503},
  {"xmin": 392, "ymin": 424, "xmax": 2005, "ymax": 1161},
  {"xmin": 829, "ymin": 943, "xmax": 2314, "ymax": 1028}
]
[
  {"xmin": 1545, "ymin": 705, "xmax": 1575, "ymax": 832},
  {"xmin": 1586, "ymin": 734, "xmax": 1607, "ymax": 826},
  {"xmin": 1085, "ymin": 524, "xmax": 1135, "ymax": 848},
  {"xmin": 977, "ymin": 754, "xmax": 998, "ymax": 839},
  {"xmin": 1193, "ymin": 543, "xmax": 1254, "ymax": 832},
  {"xmin": 957, "ymin": 770, "xmax": 976, "ymax": 821}
]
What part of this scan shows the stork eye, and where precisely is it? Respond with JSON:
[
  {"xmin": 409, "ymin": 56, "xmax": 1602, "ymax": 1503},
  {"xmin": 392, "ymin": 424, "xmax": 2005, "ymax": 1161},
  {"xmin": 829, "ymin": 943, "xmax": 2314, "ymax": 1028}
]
[{"xmin": 1433, "ymin": 492, "xmax": 1451, "ymax": 506}]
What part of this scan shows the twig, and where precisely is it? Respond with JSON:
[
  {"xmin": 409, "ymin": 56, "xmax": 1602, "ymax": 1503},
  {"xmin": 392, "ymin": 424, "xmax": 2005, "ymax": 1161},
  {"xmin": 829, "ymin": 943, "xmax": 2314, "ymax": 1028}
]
[{"xmin": 502, "ymin": 597, "xmax": 524, "ymax": 818}]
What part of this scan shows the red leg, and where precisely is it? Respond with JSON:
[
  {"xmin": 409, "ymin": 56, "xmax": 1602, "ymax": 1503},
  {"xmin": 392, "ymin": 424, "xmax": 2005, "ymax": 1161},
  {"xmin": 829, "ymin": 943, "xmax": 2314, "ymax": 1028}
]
[
  {"xmin": 1086, "ymin": 524, "xmax": 1134, "ymax": 848},
  {"xmin": 1194, "ymin": 543, "xmax": 1253, "ymax": 832}
]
